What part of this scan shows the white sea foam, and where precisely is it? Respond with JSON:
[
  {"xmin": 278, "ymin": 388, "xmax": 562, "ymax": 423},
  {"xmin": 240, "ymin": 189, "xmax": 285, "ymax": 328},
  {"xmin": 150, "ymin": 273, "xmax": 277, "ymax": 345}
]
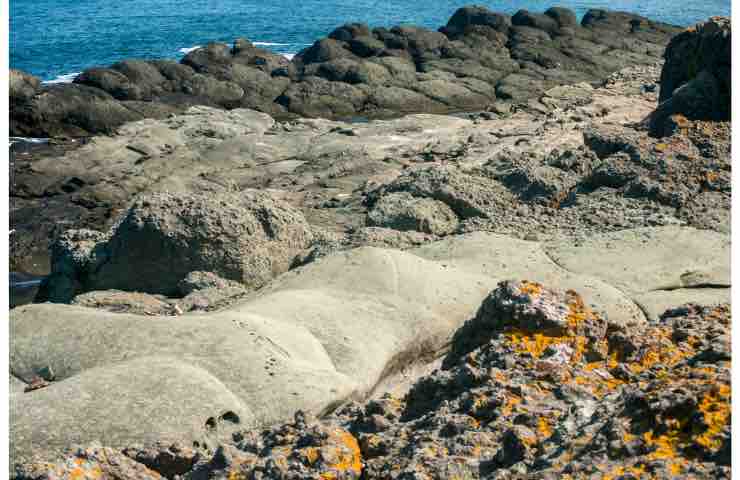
[
  {"xmin": 42, "ymin": 72, "xmax": 81, "ymax": 84},
  {"xmin": 178, "ymin": 45, "xmax": 202, "ymax": 55},
  {"xmin": 253, "ymin": 41, "xmax": 291, "ymax": 46},
  {"xmin": 9, "ymin": 137, "xmax": 49, "ymax": 147},
  {"xmin": 11, "ymin": 279, "xmax": 43, "ymax": 287},
  {"xmin": 281, "ymin": 53, "xmax": 296, "ymax": 60}
]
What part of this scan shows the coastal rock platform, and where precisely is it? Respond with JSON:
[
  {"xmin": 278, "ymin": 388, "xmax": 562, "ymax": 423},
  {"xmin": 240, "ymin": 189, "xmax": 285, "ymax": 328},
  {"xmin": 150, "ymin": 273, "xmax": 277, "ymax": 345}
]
[
  {"xmin": 7, "ymin": 11, "xmax": 731, "ymax": 480},
  {"xmin": 10, "ymin": 6, "xmax": 683, "ymax": 137},
  {"xmin": 10, "ymin": 225, "xmax": 730, "ymax": 469}
]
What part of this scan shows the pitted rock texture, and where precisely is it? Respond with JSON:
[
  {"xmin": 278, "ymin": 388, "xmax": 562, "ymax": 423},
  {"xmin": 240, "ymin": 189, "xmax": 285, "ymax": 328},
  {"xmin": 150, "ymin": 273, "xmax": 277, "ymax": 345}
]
[
  {"xmin": 35, "ymin": 189, "xmax": 314, "ymax": 302},
  {"xmin": 10, "ymin": 227, "xmax": 730, "ymax": 469},
  {"xmin": 12, "ymin": 62, "xmax": 730, "ymax": 277},
  {"xmin": 14, "ymin": 283, "xmax": 730, "ymax": 479},
  {"xmin": 9, "ymin": 6, "xmax": 682, "ymax": 137}
]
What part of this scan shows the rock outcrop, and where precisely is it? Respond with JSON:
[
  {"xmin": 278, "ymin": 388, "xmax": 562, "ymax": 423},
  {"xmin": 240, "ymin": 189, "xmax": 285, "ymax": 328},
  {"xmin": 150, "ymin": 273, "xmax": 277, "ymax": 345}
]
[
  {"xmin": 13, "ymin": 280, "xmax": 730, "ymax": 479},
  {"xmin": 36, "ymin": 190, "xmax": 314, "ymax": 302},
  {"xmin": 649, "ymin": 16, "xmax": 731, "ymax": 135},
  {"xmin": 10, "ymin": 226, "xmax": 731, "ymax": 470},
  {"xmin": 11, "ymin": 61, "xmax": 731, "ymax": 277},
  {"xmin": 9, "ymin": 6, "xmax": 682, "ymax": 137},
  {"xmin": 7, "ymin": 13, "xmax": 731, "ymax": 479}
]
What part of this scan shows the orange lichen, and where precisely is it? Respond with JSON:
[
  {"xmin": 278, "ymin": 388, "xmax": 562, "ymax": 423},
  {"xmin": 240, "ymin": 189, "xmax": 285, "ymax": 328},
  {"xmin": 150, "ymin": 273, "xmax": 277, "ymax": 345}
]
[
  {"xmin": 505, "ymin": 329, "xmax": 572, "ymax": 359},
  {"xmin": 500, "ymin": 395, "xmax": 521, "ymax": 416},
  {"xmin": 518, "ymin": 281, "xmax": 544, "ymax": 297},
  {"xmin": 537, "ymin": 417, "xmax": 553, "ymax": 439},
  {"xmin": 227, "ymin": 471, "xmax": 247, "ymax": 480},
  {"xmin": 304, "ymin": 447, "xmax": 320, "ymax": 465},
  {"xmin": 644, "ymin": 429, "xmax": 681, "ymax": 460},
  {"xmin": 695, "ymin": 383, "xmax": 731, "ymax": 450},
  {"xmin": 320, "ymin": 429, "xmax": 362, "ymax": 479}
]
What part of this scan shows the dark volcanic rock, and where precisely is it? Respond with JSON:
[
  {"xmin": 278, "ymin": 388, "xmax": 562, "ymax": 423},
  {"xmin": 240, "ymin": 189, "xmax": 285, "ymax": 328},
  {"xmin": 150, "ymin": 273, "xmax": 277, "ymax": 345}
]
[
  {"xmin": 650, "ymin": 17, "xmax": 731, "ymax": 135},
  {"xmin": 9, "ymin": 6, "xmax": 682, "ymax": 136}
]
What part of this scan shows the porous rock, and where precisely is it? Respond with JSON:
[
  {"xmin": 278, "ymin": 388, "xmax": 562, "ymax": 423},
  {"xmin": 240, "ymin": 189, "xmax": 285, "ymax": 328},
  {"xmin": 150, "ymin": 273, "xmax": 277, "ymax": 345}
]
[
  {"xmin": 37, "ymin": 190, "xmax": 314, "ymax": 302},
  {"xmin": 367, "ymin": 192, "xmax": 459, "ymax": 235}
]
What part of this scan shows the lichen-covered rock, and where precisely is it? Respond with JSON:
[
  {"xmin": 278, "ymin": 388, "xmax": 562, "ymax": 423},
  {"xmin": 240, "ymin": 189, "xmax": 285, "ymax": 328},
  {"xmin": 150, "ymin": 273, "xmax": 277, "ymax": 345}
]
[
  {"xmin": 37, "ymin": 190, "xmax": 314, "ymax": 302},
  {"xmin": 13, "ymin": 446, "xmax": 163, "ymax": 480},
  {"xmin": 21, "ymin": 283, "xmax": 728, "ymax": 479},
  {"xmin": 185, "ymin": 412, "xmax": 363, "ymax": 479},
  {"xmin": 367, "ymin": 192, "xmax": 459, "ymax": 235}
]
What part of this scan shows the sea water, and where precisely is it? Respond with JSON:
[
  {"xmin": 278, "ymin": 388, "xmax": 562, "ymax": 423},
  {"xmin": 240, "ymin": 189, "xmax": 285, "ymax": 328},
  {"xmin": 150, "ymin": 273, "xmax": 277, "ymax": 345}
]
[{"xmin": 10, "ymin": 0, "xmax": 731, "ymax": 82}]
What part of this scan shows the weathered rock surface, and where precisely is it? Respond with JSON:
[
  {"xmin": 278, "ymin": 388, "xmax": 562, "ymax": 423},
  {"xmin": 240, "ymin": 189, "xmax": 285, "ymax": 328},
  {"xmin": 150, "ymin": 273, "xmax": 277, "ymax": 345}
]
[
  {"xmin": 366, "ymin": 192, "xmax": 459, "ymax": 235},
  {"xmin": 650, "ymin": 16, "xmax": 730, "ymax": 135},
  {"xmin": 36, "ymin": 189, "xmax": 314, "ymax": 302},
  {"xmin": 15, "ymin": 283, "xmax": 730, "ymax": 479},
  {"xmin": 10, "ymin": 227, "xmax": 730, "ymax": 468},
  {"xmin": 9, "ymin": 6, "xmax": 682, "ymax": 137},
  {"xmin": 11, "ymin": 60, "xmax": 731, "ymax": 277},
  {"xmin": 7, "ymin": 14, "xmax": 731, "ymax": 478}
]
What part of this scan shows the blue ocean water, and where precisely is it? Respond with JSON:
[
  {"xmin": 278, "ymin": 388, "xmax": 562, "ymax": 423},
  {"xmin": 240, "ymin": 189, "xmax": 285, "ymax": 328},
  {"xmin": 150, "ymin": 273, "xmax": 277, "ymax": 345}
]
[{"xmin": 10, "ymin": 0, "xmax": 731, "ymax": 82}]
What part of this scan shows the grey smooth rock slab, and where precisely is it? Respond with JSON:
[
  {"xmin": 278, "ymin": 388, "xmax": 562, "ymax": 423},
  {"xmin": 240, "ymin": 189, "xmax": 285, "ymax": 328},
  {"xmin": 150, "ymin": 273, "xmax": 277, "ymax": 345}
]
[
  {"xmin": 9, "ymin": 227, "xmax": 731, "ymax": 467},
  {"xmin": 412, "ymin": 231, "xmax": 647, "ymax": 328},
  {"xmin": 633, "ymin": 288, "xmax": 732, "ymax": 323},
  {"xmin": 543, "ymin": 227, "xmax": 731, "ymax": 295},
  {"xmin": 11, "ymin": 356, "xmax": 249, "ymax": 466}
]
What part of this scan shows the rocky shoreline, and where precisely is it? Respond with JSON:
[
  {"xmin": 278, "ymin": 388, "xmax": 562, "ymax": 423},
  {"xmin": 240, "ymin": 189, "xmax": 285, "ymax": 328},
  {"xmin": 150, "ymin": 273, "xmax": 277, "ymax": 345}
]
[
  {"xmin": 10, "ymin": 6, "xmax": 683, "ymax": 138},
  {"xmin": 8, "ymin": 7, "xmax": 731, "ymax": 480}
]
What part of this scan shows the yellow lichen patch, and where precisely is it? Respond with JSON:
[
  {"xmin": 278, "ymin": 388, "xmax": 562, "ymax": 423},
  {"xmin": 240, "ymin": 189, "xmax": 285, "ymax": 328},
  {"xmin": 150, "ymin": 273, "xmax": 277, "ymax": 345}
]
[
  {"xmin": 500, "ymin": 395, "xmax": 521, "ymax": 416},
  {"xmin": 623, "ymin": 327, "xmax": 696, "ymax": 375},
  {"xmin": 668, "ymin": 461, "xmax": 685, "ymax": 476},
  {"xmin": 505, "ymin": 329, "xmax": 572, "ymax": 359},
  {"xmin": 518, "ymin": 281, "xmax": 544, "ymax": 297},
  {"xmin": 602, "ymin": 463, "xmax": 646, "ymax": 480},
  {"xmin": 227, "ymin": 471, "xmax": 247, "ymax": 480},
  {"xmin": 537, "ymin": 417, "xmax": 553, "ymax": 439},
  {"xmin": 655, "ymin": 143, "xmax": 668, "ymax": 152},
  {"xmin": 564, "ymin": 294, "xmax": 594, "ymax": 331},
  {"xmin": 66, "ymin": 462, "xmax": 104, "ymax": 480},
  {"xmin": 644, "ymin": 429, "xmax": 681, "ymax": 460},
  {"xmin": 304, "ymin": 446, "xmax": 320, "ymax": 465},
  {"xmin": 69, "ymin": 467, "xmax": 85, "ymax": 480},
  {"xmin": 423, "ymin": 445, "xmax": 450, "ymax": 458},
  {"xmin": 695, "ymin": 383, "xmax": 731, "ymax": 451},
  {"xmin": 321, "ymin": 429, "xmax": 362, "ymax": 479},
  {"xmin": 607, "ymin": 350, "xmax": 619, "ymax": 369}
]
